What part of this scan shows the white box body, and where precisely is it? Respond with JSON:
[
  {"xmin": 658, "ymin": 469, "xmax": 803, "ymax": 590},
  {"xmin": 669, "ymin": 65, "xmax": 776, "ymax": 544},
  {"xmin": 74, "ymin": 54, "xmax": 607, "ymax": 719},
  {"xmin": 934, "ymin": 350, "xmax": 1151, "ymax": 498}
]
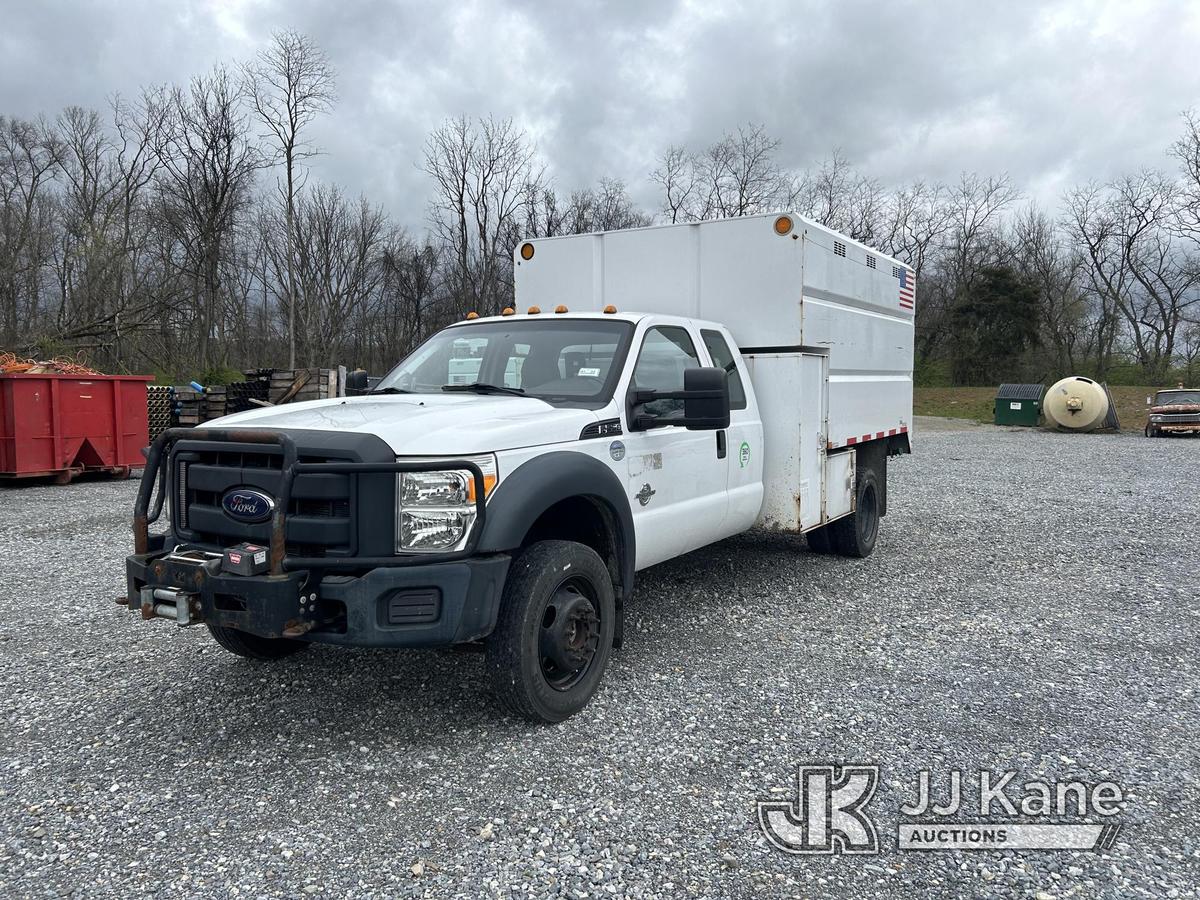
[{"xmin": 514, "ymin": 213, "xmax": 914, "ymax": 531}]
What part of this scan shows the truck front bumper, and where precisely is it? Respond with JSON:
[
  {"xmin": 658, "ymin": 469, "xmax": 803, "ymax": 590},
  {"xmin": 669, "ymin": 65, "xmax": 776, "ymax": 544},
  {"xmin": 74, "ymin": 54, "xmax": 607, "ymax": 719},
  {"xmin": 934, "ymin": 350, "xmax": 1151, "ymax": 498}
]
[{"xmin": 124, "ymin": 549, "xmax": 511, "ymax": 648}]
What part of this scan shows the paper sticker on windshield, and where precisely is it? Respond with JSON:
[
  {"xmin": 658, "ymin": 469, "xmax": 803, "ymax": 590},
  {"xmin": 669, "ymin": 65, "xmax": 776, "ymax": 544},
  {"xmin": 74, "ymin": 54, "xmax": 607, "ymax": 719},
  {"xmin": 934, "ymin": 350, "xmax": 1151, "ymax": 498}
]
[{"xmin": 578, "ymin": 367, "xmax": 601, "ymax": 378}]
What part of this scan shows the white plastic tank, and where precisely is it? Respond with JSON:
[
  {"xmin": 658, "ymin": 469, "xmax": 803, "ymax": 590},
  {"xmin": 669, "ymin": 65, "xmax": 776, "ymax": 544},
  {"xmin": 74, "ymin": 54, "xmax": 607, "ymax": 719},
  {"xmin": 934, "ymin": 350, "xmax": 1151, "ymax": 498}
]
[{"xmin": 1043, "ymin": 376, "xmax": 1109, "ymax": 431}]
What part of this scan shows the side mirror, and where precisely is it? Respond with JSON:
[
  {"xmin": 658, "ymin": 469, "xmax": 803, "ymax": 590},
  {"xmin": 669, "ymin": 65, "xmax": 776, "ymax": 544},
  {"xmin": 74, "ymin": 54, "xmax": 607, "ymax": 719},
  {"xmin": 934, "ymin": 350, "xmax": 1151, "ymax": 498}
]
[
  {"xmin": 1146, "ymin": 395, "xmax": 1153, "ymax": 406},
  {"xmin": 681, "ymin": 366, "xmax": 731, "ymax": 430},
  {"xmin": 345, "ymin": 369, "xmax": 370, "ymax": 396},
  {"xmin": 630, "ymin": 366, "xmax": 731, "ymax": 431}
]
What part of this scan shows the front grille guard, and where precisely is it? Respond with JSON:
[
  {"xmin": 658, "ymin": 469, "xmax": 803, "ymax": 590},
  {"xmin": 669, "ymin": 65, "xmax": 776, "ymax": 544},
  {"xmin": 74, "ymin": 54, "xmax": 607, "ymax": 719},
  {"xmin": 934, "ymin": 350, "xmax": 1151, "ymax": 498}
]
[{"xmin": 134, "ymin": 427, "xmax": 487, "ymax": 574}]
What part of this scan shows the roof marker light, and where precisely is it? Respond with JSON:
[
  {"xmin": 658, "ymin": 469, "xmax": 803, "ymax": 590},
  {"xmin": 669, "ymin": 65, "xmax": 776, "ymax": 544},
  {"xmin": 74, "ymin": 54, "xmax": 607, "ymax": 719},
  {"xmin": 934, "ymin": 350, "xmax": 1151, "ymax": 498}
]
[
  {"xmin": 527, "ymin": 306, "xmax": 541, "ymax": 314},
  {"xmin": 501, "ymin": 307, "xmax": 515, "ymax": 316},
  {"xmin": 602, "ymin": 305, "xmax": 617, "ymax": 314},
  {"xmin": 774, "ymin": 215, "xmax": 794, "ymax": 236},
  {"xmin": 465, "ymin": 311, "xmax": 479, "ymax": 319},
  {"xmin": 519, "ymin": 242, "xmax": 535, "ymax": 260},
  {"xmin": 554, "ymin": 305, "xmax": 568, "ymax": 314}
]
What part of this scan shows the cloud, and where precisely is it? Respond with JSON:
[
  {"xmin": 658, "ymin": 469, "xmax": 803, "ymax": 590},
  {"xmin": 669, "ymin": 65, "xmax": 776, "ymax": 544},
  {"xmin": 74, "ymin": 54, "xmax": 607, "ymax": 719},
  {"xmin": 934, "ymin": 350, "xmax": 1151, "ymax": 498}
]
[{"xmin": 3, "ymin": 0, "xmax": 1199, "ymax": 231}]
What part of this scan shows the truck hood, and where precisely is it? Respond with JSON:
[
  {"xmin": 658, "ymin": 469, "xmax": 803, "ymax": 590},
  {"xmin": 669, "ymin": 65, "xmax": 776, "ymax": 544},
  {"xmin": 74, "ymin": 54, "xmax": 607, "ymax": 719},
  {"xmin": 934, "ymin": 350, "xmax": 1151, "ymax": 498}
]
[{"xmin": 204, "ymin": 394, "xmax": 598, "ymax": 455}]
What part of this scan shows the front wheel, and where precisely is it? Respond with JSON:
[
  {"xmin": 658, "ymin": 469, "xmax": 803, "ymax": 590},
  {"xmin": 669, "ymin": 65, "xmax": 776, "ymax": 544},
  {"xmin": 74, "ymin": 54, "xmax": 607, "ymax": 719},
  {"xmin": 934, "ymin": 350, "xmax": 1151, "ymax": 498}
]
[
  {"xmin": 206, "ymin": 624, "xmax": 310, "ymax": 660},
  {"xmin": 486, "ymin": 540, "xmax": 615, "ymax": 723}
]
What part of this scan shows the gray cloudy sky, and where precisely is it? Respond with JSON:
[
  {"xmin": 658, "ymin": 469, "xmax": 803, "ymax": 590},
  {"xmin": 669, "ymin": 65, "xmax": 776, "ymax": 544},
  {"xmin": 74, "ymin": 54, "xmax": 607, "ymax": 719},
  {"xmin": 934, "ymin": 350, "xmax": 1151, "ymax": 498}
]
[{"xmin": 3, "ymin": 0, "xmax": 1198, "ymax": 229}]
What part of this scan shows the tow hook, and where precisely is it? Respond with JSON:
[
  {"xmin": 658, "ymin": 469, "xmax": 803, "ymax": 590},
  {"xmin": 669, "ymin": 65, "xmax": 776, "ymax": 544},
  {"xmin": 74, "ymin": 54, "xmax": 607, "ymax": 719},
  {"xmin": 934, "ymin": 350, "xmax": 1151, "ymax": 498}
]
[{"xmin": 138, "ymin": 586, "xmax": 200, "ymax": 626}]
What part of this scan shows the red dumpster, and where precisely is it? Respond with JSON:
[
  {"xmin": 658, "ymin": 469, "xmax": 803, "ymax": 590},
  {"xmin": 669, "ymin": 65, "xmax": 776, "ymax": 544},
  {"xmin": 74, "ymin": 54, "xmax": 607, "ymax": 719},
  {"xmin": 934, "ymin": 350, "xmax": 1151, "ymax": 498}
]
[{"xmin": 0, "ymin": 374, "xmax": 154, "ymax": 483}]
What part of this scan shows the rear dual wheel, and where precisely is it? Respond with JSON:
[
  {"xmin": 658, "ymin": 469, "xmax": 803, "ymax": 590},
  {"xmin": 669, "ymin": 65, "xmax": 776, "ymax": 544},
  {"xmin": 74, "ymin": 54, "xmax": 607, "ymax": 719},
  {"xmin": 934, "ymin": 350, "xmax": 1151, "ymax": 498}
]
[
  {"xmin": 806, "ymin": 468, "xmax": 881, "ymax": 559},
  {"xmin": 486, "ymin": 540, "xmax": 615, "ymax": 723}
]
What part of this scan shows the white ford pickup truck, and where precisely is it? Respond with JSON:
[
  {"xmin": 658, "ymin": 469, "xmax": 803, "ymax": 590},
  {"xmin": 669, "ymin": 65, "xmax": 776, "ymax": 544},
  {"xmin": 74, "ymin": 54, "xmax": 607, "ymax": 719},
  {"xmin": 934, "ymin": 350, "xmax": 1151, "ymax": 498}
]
[{"xmin": 124, "ymin": 213, "xmax": 914, "ymax": 722}]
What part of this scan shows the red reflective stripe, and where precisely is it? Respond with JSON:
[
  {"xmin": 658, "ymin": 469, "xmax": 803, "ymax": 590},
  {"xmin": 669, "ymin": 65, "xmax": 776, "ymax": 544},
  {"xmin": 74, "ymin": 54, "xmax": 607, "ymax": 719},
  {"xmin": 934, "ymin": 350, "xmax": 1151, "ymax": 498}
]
[
  {"xmin": 888, "ymin": 428, "xmax": 897, "ymax": 436},
  {"xmin": 846, "ymin": 436, "xmax": 857, "ymax": 445},
  {"xmin": 875, "ymin": 431, "xmax": 885, "ymax": 439},
  {"xmin": 862, "ymin": 434, "xmax": 871, "ymax": 443},
  {"xmin": 900, "ymin": 425, "xmax": 908, "ymax": 433}
]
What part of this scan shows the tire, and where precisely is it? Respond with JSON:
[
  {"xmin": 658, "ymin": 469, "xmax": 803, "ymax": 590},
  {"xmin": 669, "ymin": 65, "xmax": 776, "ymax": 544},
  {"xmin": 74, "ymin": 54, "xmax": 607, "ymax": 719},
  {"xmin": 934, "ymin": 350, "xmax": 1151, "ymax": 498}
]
[
  {"xmin": 206, "ymin": 624, "xmax": 309, "ymax": 660},
  {"xmin": 830, "ymin": 468, "xmax": 881, "ymax": 559},
  {"xmin": 485, "ymin": 540, "xmax": 615, "ymax": 723},
  {"xmin": 806, "ymin": 525, "xmax": 834, "ymax": 554}
]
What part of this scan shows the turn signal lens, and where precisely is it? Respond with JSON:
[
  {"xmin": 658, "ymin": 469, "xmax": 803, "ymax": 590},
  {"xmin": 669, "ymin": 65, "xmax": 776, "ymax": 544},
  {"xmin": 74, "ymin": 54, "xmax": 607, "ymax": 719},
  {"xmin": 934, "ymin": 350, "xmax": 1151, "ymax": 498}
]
[
  {"xmin": 520, "ymin": 242, "xmax": 535, "ymax": 260},
  {"xmin": 773, "ymin": 215, "xmax": 794, "ymax": 236}
]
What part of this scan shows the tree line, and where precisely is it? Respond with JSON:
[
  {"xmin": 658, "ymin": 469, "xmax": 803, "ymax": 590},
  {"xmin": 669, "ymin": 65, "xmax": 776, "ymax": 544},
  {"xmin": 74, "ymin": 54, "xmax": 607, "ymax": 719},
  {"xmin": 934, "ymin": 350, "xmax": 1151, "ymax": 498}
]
[{"xmin": 2, "ymin": 32, "xmax": 1199, "ymax": 385}]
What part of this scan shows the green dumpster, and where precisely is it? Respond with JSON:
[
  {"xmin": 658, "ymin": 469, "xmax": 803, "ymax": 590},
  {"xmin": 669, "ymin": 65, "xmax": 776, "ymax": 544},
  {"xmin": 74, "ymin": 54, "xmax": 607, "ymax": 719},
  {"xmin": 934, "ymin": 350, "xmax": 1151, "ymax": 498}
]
[{"xmin": 994, "ymin": 383, "xmax": 1044, "ymax": 426}]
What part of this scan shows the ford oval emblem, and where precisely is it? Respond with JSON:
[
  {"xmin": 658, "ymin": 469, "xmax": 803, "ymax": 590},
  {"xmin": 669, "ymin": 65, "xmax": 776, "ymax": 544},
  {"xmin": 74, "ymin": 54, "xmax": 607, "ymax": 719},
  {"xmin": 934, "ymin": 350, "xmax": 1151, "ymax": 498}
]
[{"xmin": 221, "ymin": 488, "xmax": 276, "ymax": 523}]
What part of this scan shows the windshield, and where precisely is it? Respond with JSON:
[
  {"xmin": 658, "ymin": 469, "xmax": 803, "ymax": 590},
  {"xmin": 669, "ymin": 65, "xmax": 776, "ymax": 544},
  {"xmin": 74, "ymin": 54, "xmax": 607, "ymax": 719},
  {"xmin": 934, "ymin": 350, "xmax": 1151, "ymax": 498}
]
[
  {"xmin": 1155, "ymin": 390, "xmax": 1200, "ymax": 406},
  {"xmin": 374, "ymin": 318, "xmax": 635, "ymax": 408}
]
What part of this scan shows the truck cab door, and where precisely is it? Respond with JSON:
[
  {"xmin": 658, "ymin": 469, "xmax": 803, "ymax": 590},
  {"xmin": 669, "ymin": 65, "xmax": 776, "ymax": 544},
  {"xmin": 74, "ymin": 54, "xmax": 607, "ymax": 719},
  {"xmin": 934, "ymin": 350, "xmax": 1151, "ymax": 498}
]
[
  {"xmin": 622, "ymin": 325, "xmax": 729, "ymax": 569},
  {"xmin": 699, "ymin": 328, "xmax": 764, "ymax": 535}
]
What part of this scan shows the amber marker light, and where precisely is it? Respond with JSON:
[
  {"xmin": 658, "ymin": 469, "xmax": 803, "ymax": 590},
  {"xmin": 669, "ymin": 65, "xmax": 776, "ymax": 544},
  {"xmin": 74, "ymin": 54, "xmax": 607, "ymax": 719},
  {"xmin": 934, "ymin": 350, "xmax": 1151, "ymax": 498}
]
[
  {"xmin": 519, "ymin": 242, "xmax": 535, "ymax": 260},
  {"xmin": 774, "ymin": 215, "xmax": 794, "ymax": 236}
]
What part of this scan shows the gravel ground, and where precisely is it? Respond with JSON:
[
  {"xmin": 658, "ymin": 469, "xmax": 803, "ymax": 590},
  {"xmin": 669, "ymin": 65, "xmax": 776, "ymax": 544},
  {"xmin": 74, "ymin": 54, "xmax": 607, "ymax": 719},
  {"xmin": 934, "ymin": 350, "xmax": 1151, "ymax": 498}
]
[{"xmin": 1, "ymin": 427, "xmax": 1198, "ymax": 898}]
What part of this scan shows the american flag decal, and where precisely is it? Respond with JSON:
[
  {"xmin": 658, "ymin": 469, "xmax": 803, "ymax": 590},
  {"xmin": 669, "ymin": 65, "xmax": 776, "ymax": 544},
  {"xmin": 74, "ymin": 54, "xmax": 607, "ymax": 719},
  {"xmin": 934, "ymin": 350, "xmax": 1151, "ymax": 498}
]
[{"xmin": 897, "ymin": 266, "xmax": 915, "ymax": 311}]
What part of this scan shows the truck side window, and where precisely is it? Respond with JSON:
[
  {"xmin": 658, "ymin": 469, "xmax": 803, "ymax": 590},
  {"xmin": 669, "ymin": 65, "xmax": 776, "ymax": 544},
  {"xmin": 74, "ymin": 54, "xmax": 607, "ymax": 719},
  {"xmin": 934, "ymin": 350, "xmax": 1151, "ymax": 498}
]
[
  {"xmin": 700, "ymin": 329, "xmax": 747, "ymax": 410},
  {"xmin": 632, "ymin": 326, "xmax": 701, "ymax": 417}
]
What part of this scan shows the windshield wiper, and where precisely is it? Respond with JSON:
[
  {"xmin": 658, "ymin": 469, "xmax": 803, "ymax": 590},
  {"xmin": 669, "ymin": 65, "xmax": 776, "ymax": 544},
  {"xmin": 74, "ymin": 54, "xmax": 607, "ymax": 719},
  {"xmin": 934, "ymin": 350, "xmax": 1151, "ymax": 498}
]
[
  {"xmin": 369, "ymin": 386, "xmax": 413, "ymax": 395},
  {"xmin": 442, "ymin": 382, "xmax": 526, "ymax": 396}
]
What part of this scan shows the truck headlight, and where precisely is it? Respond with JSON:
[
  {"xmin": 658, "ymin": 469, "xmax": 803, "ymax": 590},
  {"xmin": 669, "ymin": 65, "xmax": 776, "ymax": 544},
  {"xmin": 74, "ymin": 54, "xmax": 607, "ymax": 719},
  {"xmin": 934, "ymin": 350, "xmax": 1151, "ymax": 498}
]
[
  {"xmin": 397, "ymin": 454, "xmax": 498, "ymax": 552},
  {"xmin": 1150, "ymin": 415, "xmax": 1164, "ymax": 423}
]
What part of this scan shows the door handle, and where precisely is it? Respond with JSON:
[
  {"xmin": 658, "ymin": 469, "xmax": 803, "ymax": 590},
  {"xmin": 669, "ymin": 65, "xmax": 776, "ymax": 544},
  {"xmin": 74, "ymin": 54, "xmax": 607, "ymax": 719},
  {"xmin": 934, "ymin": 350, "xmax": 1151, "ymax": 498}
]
[{"xmin": 716, "ymin": 430, "xmax": 727, "ymax": 459}]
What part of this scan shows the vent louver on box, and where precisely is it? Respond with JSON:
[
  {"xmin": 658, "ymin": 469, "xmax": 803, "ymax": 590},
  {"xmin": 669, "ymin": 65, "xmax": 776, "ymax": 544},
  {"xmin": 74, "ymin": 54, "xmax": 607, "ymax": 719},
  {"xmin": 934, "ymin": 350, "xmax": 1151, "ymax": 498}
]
[
  {"xmin": 893, "ymin": 265, "xmax": 904, "ymax": 279},
  {"xmin": 866, "ymin": 255, "xmax": 876, "ymax": 269},
  {"xmin": 834, "ymin": 241, "xmax": 846, "ymax": 258}
]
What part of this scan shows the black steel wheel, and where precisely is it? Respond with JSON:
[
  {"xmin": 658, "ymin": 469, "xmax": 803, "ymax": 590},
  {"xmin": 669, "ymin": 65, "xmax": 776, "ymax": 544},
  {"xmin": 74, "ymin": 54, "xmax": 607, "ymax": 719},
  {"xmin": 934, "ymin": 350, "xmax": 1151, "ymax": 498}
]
[
  {"xmin": 486, "ymin": 540, "xmax": 615, "ymax": 723},
  {"xmin": 831, "ymin": 468, "xmax": 881, "ymax": 558}
]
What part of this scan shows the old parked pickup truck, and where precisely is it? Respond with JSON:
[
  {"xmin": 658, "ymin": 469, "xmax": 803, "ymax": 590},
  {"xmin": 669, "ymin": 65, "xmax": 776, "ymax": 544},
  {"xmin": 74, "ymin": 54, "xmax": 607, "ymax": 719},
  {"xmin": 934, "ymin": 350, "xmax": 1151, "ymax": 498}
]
[{"xmin": 1145, "ymin": 388, "xmax": 1200, "ymax": 437}]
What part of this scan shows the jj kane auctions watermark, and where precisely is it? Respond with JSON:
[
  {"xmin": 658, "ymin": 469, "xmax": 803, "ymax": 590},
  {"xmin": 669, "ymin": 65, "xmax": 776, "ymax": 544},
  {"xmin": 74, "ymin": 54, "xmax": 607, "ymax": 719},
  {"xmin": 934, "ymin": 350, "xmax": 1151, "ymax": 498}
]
[{"xmin": 758, "ymin": 764, "xmax": 1127, "ymax": 855}]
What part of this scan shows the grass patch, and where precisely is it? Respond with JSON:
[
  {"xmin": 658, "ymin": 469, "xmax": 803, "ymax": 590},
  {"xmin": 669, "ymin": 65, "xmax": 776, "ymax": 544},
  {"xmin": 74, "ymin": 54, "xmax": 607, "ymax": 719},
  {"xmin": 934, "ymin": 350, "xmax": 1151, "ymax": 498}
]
[
  {"xmin": 914, "ymin": 384, "xmax": 1162, "ymax": 431},
  {"xmin": 913, "ymin": 387, "xmax": 996, "ymax": 422}
]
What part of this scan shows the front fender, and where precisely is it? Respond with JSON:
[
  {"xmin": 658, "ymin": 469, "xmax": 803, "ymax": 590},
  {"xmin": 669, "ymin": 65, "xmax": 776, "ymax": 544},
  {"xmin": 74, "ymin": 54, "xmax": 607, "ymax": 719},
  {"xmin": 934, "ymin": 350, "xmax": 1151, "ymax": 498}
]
[{"xmin": 477, "ymin": 450, "xmax": 635, "ymax": 603}]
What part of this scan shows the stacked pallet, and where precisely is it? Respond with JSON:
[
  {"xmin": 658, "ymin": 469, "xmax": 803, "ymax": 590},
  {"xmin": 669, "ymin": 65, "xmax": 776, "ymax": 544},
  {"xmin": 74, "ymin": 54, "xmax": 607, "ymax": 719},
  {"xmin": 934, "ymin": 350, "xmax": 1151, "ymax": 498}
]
[
  {"xmin": 269, "ymin": 368, "xmax": 339, "ymax": 404},
  {"xmin": 203, "ymin": 385, "xmax": 227, "ymax": 421},
  {"xmin": 172, "ymin": 387, "xmax": 205, "ymax": 426},
  {"xmin": 147, "ymin": 386, "xmax": 172, "ymax": 441}
]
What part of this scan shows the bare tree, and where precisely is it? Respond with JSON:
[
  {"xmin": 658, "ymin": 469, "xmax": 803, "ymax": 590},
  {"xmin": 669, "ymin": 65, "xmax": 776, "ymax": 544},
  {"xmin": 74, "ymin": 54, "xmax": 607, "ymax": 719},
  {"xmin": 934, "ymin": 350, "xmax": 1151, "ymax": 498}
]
[
  {"xmin": 155, "ymin": 65, "xmax": 262, "ymax": 370},
  {"xmin": 0, "ymin": 116, "xmax": 62, "ymax": 342},
  {"xmin": 1066, "ymin": 173, "xmax": 1200, "ymax": 380},
  {"xmin": 1013, "ymin": 204, "xmax": 1088, "ymax": 373},
  {"xmin": 697, "ymin": 123, "xmax": 790, "ymax": 218},
  {"xmin": 423, "ymin": 116, "xmax": 539, "ymax": 317},
  {"xmin": 245, "ymin": 29, "xmax": 337, "ymax": 368},
  {"xmin": 797, "ymin": 150, "xmax": 885, "ymax": 243},
  {"xmin": 651, "ymin": 145, "xmax": 698, "ymax": 223}
]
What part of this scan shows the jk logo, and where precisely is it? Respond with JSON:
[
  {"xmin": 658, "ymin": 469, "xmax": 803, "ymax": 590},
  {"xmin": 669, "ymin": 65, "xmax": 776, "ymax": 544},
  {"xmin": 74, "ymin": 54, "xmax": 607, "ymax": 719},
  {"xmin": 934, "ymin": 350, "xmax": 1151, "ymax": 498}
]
[{"xmin": 758, "ymin": 764, "xmax": 880, "ymax": 854}]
